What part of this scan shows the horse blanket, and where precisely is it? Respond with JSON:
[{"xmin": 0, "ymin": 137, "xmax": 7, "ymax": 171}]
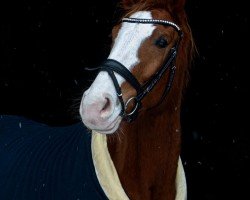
[{"xmin": 0, "ymin": 115, "xmax": 186, "ymax": 200}]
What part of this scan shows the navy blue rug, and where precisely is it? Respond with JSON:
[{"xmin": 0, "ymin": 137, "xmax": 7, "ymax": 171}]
[{"xmin": 0, "ymin": 115, "xmax": 108, "ymax": 200}]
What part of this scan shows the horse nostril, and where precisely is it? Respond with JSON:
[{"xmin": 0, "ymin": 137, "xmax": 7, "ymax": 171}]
[
  {"xmin": 101, "ymin": 97, "xmax": 111, "ymax": 112},
  {"xmin": 100, "ymin": 96, "xmax": 113, "ymax": 118}
]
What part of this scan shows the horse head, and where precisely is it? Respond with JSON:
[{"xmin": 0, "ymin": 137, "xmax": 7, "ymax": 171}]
[{"xmin": 80, "ymin": 0, "xmax": 193, "ymax": 134}]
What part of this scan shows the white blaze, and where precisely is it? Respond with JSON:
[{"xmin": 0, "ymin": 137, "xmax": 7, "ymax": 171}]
[{"xmin": 108, "ymin": 11, "xmax": 156, "ymax": 85}]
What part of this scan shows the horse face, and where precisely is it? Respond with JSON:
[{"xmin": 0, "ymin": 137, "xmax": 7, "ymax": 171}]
[{"xmin": 80, "ymin": 10, "xmax": 179, "ymax": 134}]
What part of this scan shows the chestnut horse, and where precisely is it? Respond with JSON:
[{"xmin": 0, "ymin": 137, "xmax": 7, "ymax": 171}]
[{"xmin": 80, "ymin": 0, "xmax": 194, "ymax": 199}]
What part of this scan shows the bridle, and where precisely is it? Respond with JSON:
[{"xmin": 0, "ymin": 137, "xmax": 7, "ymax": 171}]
[{"xmin": 86, "ymin": 17, "xmax": 183, "ymax": 122}]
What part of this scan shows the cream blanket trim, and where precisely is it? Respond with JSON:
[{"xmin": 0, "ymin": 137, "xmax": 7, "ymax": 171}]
[{"xmin": 91, "ymin": 131, "xmax": 187, "ymax": 200}]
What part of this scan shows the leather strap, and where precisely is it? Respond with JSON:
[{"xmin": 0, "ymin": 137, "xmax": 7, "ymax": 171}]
[{"xmin": 101, "ymin": 59, "xmax": 142, "ymax": 94}]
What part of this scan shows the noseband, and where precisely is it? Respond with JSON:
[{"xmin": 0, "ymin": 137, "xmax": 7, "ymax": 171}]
[{"xmin": 87, "ymin": 17, "xmax": 183, "ymax": 122}]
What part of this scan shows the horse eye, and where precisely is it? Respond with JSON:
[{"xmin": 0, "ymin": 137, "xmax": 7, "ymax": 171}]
[{"xmin": 155, "ymin": 36, "xmax": 168, "ymax": 48}]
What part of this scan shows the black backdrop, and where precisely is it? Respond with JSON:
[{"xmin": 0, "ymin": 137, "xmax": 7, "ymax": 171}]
[{"xmin": 0, "ymin": 0, "xmax": 249, "ymax": 199}]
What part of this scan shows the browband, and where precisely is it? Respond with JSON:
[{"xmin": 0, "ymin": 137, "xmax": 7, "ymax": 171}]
[{"xmin": 122, "ymin": 17, "xmax": 183, "ymax": 36}]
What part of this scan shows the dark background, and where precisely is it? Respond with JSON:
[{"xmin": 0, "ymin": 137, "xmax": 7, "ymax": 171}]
[{"xmin": 0, "ymin": 0, "xmax": 249, "ymax": 199}]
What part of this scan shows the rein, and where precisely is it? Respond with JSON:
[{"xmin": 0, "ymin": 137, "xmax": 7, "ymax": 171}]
[{"xmin": 86, "ymin": 17, "xmax": 183, "ymax": 122}]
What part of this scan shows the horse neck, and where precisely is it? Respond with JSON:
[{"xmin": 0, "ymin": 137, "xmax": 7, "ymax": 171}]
[{"xmin": 107, "ymin": 95, "xmax": 182, "ymax": 199}]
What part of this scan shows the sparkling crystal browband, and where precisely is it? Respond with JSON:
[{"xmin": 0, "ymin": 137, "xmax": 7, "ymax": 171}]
[{"xmin": 122, "ymin": 17, "xmax": 181, "ymax": 33}]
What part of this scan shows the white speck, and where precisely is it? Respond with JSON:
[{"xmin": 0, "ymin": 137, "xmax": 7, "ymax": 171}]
[
  {"xmin": 74, "ymin": 80, "xmax": 78, "ymax": 85},
  {"xmin": 197, "ymin": 161, "xmax": 202, "ymax": 165},
  {"xmin": 175, "ymin": 129, "xmax": 180, "ymax": 132},
  {"xmin": 19, "ymin": 122, "xmax": 22, "ymax": 128},
  {"xmin": 232, "ymin": 139, "xmax": 235, "ymax": 144},
  {"xmin": 174, "ymin": 106, "xmax": 178, "ymax": 111},
  {"xmin": 42, "ymin": 183, "xmax": 45, "ymax": 187},
  {"xmin": 221, "ymin": 29, "xmax": 224, "ymax": 35}
]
